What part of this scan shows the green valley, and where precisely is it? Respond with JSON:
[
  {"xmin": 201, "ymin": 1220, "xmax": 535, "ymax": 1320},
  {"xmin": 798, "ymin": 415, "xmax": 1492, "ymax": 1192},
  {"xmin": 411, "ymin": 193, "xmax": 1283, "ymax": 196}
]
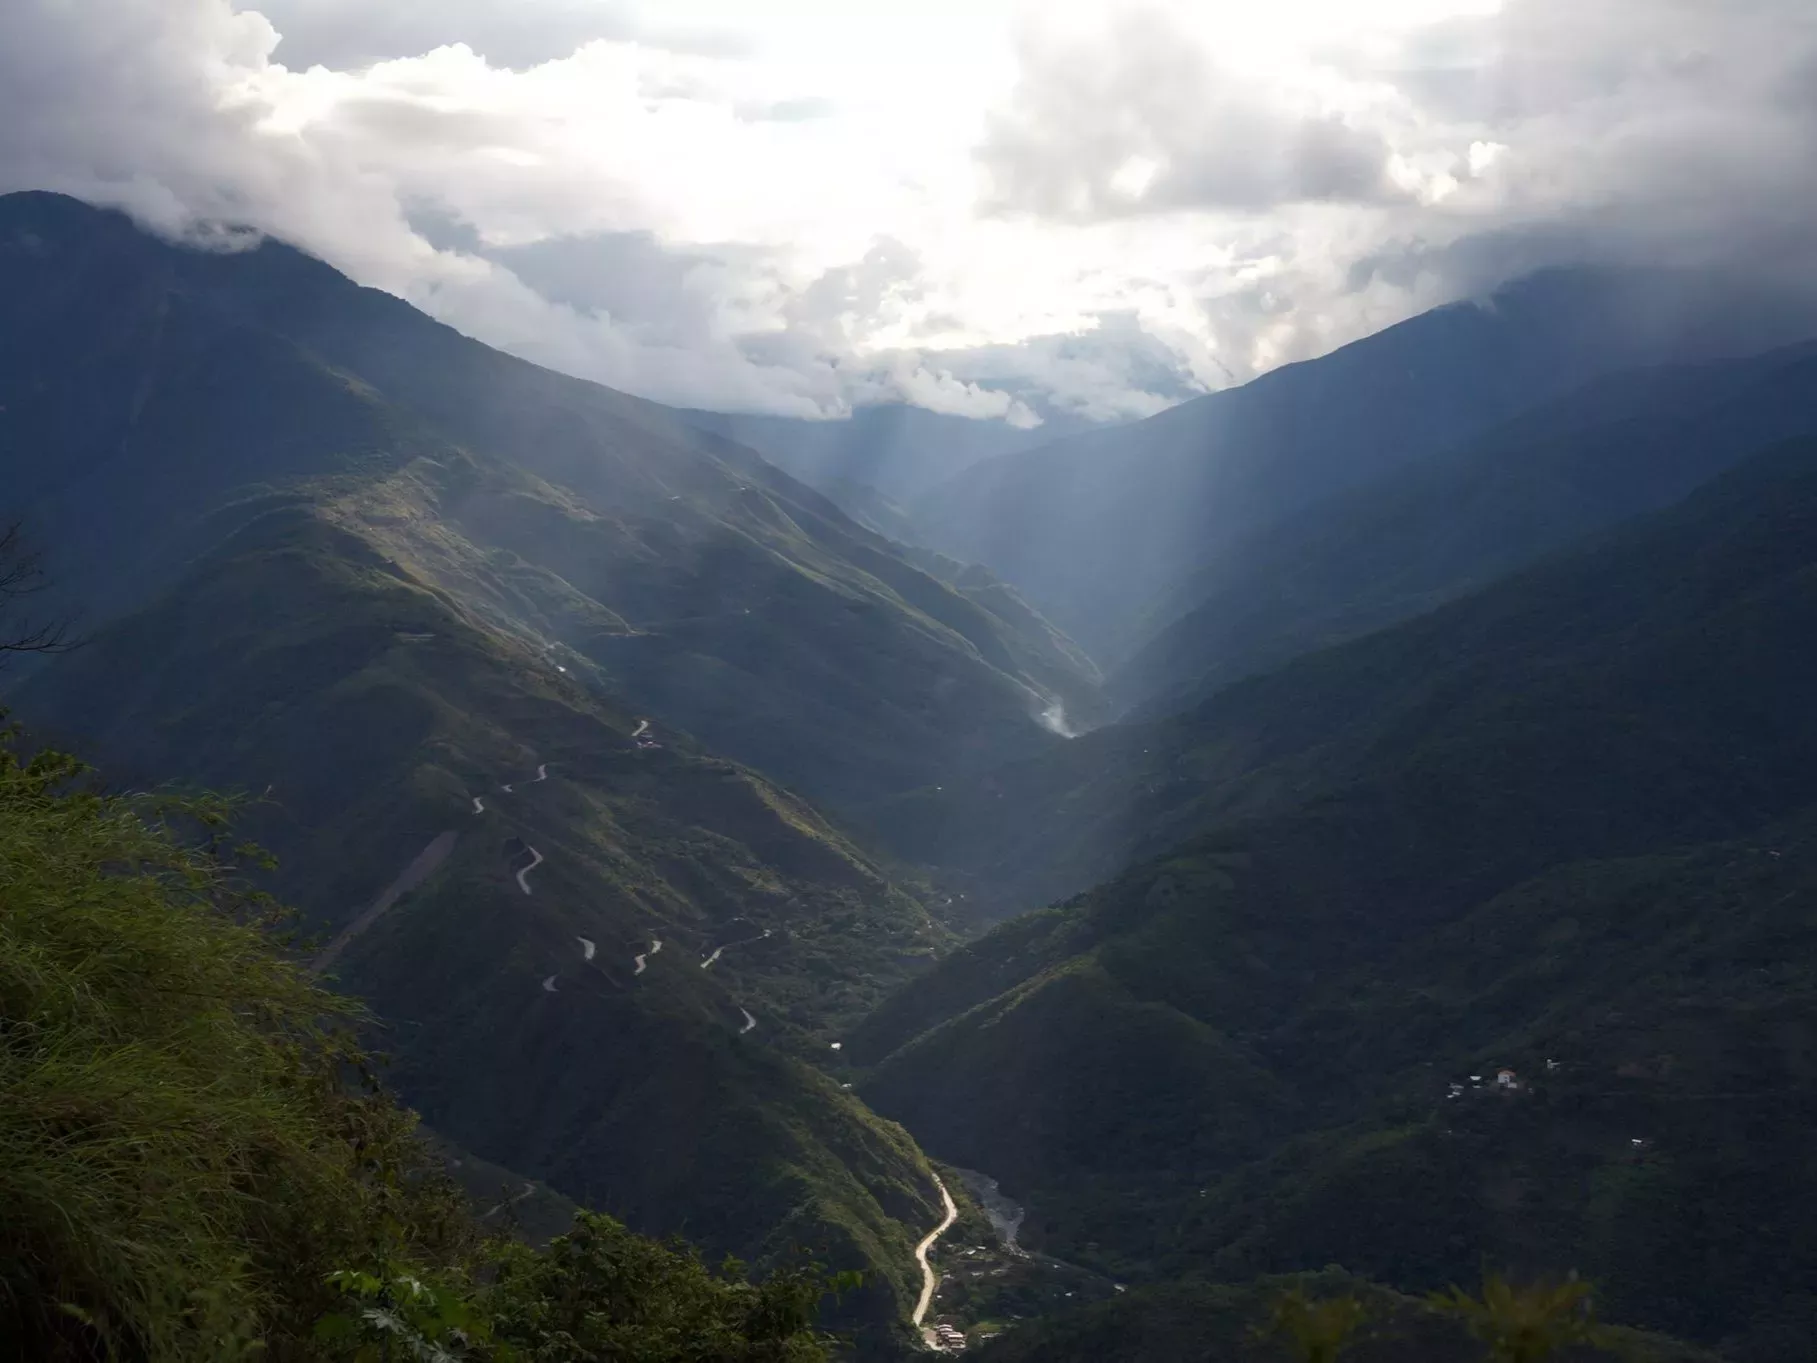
[
  {"xmin": 11, "ymin": 182, "xmax": 1817, "ymax": 1363},
  {"xmin": 853, "ymin": 436, "xmax": 1817, "ymax": 1360}
]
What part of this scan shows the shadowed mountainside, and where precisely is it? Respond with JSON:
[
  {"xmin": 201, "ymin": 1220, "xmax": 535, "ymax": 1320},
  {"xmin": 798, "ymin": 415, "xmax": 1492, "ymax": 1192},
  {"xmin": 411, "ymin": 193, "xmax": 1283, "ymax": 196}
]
[
  {"xmin": 0, "ymin": 190, "xmax": 1098, "ymax": 813},
  {"xmin": 1114, "ymin": 338, "xmax": 1817, "ymax": 714},
  {"xmin": 854, "ymin": 436, "xmax": 1817, "ymax": 1360},
  {"xmin": 910, "ymin": 268, "xmax": 1817, "ymax": 665}
]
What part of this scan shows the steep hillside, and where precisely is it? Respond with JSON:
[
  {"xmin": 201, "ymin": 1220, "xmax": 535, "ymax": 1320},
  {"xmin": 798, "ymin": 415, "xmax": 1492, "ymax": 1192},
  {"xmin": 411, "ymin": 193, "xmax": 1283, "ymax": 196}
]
[
  {"xmin": 875, "ymin": 428, "xmax": 1817, "ymax": 916},
  {"xmin": 1115, "ymin": 339, "xmax": 1817, "ymax": 713},
  {"xmin": 16, "ymin": 498, "xmax": 948, "ymax": 1343},
  {"xmin": 0, "ymin": 728, "xmax": 848, "ymax": 1363},
  {"xmin": 910, "ymin": 268, "xmax": 1817, "ymax": 661},
  {"xmin": 0, "ymin": 190, "xmax": 1096, "ymax": 811},
  {"xmin": 854, "ymin": 437, "xmax": 1817, "ymax": 1359},
  {"xmin": 0, "ymin": 190, "xmax": 1129, "ymax": 1349}
]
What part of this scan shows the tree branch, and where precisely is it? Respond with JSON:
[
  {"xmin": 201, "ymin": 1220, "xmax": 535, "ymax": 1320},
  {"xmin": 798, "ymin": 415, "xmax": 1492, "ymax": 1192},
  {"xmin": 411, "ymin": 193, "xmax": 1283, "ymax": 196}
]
[{"xmin": 0, "ymin": 520, "xmax": 75, "ymax": 657}]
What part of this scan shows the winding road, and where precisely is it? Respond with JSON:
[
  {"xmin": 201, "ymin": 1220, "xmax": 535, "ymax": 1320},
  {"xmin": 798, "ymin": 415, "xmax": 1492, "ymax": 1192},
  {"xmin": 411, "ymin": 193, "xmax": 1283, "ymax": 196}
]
[
  {"xmin": 480, "ymin": 751, "xmax": 791, "ymax": 1033},
  {"xmin": 701, "ymin": 927, "xmax": 772, "ymax": 969},
  {"xmin": 632, "ymin": 718, "xmax": 650, "ymax": 738},
  {"xmin": 633, "ymin": 937, "xmax": 662, "ymax": 975},
  {"xmin": 515, "ymin": 847, "xmax": 544, "ymax": 895},
  {"xmin": 912, "ymin": 1173, "xmax": 959, "ymax": 1330}
]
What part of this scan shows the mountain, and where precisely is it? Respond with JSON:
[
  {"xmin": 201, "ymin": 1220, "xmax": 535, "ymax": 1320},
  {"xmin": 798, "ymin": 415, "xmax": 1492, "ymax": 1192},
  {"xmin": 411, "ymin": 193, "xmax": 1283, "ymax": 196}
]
[
  {"xmin": 0, "ymin": 190, "xmax": 1098, "ymax": 815},
  {"xmin": 1112, "ymin": 338, "xmax": 1817, "ymax": 714},
  {"xmin": 16, "ymin": 185, "xmax": 1817, "ymax": 1359},
  {"xmin": 852, "ymin": 435, "xmax": 1817, "ymax": 1359},
  {"xmin": 909, "ymin": 268, "xmax": 1817, "ymax": 663},
  {"xmin": 870, "ymin": 338, "xmax": 1817, "ymax": 915},
  {"xmin": 0, "ymin": 190, "xmax": 1121, "ymax": 1350},
  {"xmin": 678, "ymin": 402, "xmax": 1094, "ymax": 521}
]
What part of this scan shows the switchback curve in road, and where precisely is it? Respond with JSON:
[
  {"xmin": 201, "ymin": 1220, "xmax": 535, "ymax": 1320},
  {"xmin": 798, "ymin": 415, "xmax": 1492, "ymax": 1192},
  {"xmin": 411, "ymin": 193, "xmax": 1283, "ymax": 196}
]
[
  {"xmin": 515, "ymin": 846, "xmax": 544, "ymax": 895},
  {"xmin": 633, "ymin": 937, "xmax": 661, "ymax": 975}
]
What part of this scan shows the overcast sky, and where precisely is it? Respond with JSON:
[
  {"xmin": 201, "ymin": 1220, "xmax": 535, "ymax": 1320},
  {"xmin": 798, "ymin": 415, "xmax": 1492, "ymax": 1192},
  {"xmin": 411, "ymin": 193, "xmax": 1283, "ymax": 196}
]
[{"xmin": 3, "ymin": 0, "xmax": 1815, "ymax": 425}]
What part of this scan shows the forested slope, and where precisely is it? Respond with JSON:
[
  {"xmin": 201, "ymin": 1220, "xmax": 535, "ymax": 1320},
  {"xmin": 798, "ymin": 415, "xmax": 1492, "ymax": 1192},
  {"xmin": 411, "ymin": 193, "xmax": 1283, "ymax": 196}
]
[{"xmin": 855, "ymin": 437, "xmax": 1817, "ymax": 1360}]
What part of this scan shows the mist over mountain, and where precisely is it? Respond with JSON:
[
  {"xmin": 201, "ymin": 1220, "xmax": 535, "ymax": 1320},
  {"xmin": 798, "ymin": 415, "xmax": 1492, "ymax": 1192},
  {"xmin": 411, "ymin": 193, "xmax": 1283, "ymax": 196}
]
[
  {"xmin": 907, "ymin": 267, "xmax": 1817, "ymax": 665},
  {"xmin": 1112, "ymin": 338, "xmax": 1817, "ymax": 714},
  {"xmin": 678, "ymin": 403, "xmax": 1099, "ymax": 518},
  {"xmin": 866, "ymin": 335, "xmax": 1817, "ymax": 923}
]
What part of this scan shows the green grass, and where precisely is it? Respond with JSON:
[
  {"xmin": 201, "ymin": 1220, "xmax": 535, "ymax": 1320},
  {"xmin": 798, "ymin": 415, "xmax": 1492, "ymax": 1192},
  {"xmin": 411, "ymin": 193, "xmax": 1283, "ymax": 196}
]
[{"xmin": 0, "ymin": 729, "xmax": 474, "ymax": 1358}]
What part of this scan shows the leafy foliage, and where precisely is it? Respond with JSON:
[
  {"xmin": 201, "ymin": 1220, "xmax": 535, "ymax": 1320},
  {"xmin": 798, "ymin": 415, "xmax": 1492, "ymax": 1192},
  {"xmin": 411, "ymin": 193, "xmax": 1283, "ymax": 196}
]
[
  {"xmin": 0, "ymin": 723, "xmax": 472, "ymax": 1359},
  {"xmin": 312, "ymin": 1215, "xmax": 858, "ymax": 1363},
  {"xmin": 1430, "ymin": 1276, "xmax": 1611, "ymax": 1363},
  {"xmin": 1263, "ymin": 1287, "xmax": 1366, "ymax": 1363},
  {"xmin": 481, "ymin": 1212, "xmax": 852, "ymax": 1362},
  {"xmin": 965, "ymin": 1270, "xmax": 1712, "ymax": 1363},
  {"xmin": 316, "ymin": 1269, "xmax": 499, "ymax": 1363}
]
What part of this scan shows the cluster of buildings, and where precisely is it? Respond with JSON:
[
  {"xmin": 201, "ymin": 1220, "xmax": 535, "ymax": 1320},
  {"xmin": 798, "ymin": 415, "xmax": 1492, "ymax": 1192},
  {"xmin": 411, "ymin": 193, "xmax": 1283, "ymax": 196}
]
[
  {"xmin": 1447, "ymin": 1066, "xmax": 1522, "ymax": 1099},
  {"xmin": 1446, "ymin": 1060, "xmax": 1564, "ymax": 1100},
  {"xmin": 928, "ymin": 1322, "xmax": 968, "ymax": 1352}
]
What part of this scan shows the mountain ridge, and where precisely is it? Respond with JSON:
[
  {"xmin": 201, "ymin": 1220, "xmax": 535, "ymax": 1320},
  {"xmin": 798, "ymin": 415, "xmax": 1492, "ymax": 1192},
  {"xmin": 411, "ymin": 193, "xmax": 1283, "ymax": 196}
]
[
  {"xmin": 851, "ymin": 433, "xmax": 1817, "ymax": 1359},
  {"xmin": 907, "ymin": 267, "xmax": 1817, "ymax": 664},
  {"xmin": 0, "ymin": 189, "xmax": 1102, "ymax": 1352}
]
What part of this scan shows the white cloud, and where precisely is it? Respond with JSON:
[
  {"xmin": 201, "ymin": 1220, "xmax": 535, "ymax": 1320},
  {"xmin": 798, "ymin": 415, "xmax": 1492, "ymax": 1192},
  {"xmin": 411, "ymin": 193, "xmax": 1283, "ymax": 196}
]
[
  {"xmin": 977, "ymin": 10, "xmax": 1413, "ymax": 219},
  {"xmin": 1, "ymin": 0, "xmax": 1814, "ymax": 426}
]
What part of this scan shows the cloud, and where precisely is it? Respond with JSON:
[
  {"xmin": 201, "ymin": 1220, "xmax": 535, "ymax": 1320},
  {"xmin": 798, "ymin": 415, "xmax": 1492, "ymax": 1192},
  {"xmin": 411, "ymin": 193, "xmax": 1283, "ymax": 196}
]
[
  {"xmin": 0, "ymin": 0, "xmax": 1814, "ymax": 433},
  {"xmin": 978, "ymin": 10, "xmax": 1408, "ymax": 219},
  {"xmin": 242, "ymin": 0, "xmax": 746, "ymax": 71}
]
